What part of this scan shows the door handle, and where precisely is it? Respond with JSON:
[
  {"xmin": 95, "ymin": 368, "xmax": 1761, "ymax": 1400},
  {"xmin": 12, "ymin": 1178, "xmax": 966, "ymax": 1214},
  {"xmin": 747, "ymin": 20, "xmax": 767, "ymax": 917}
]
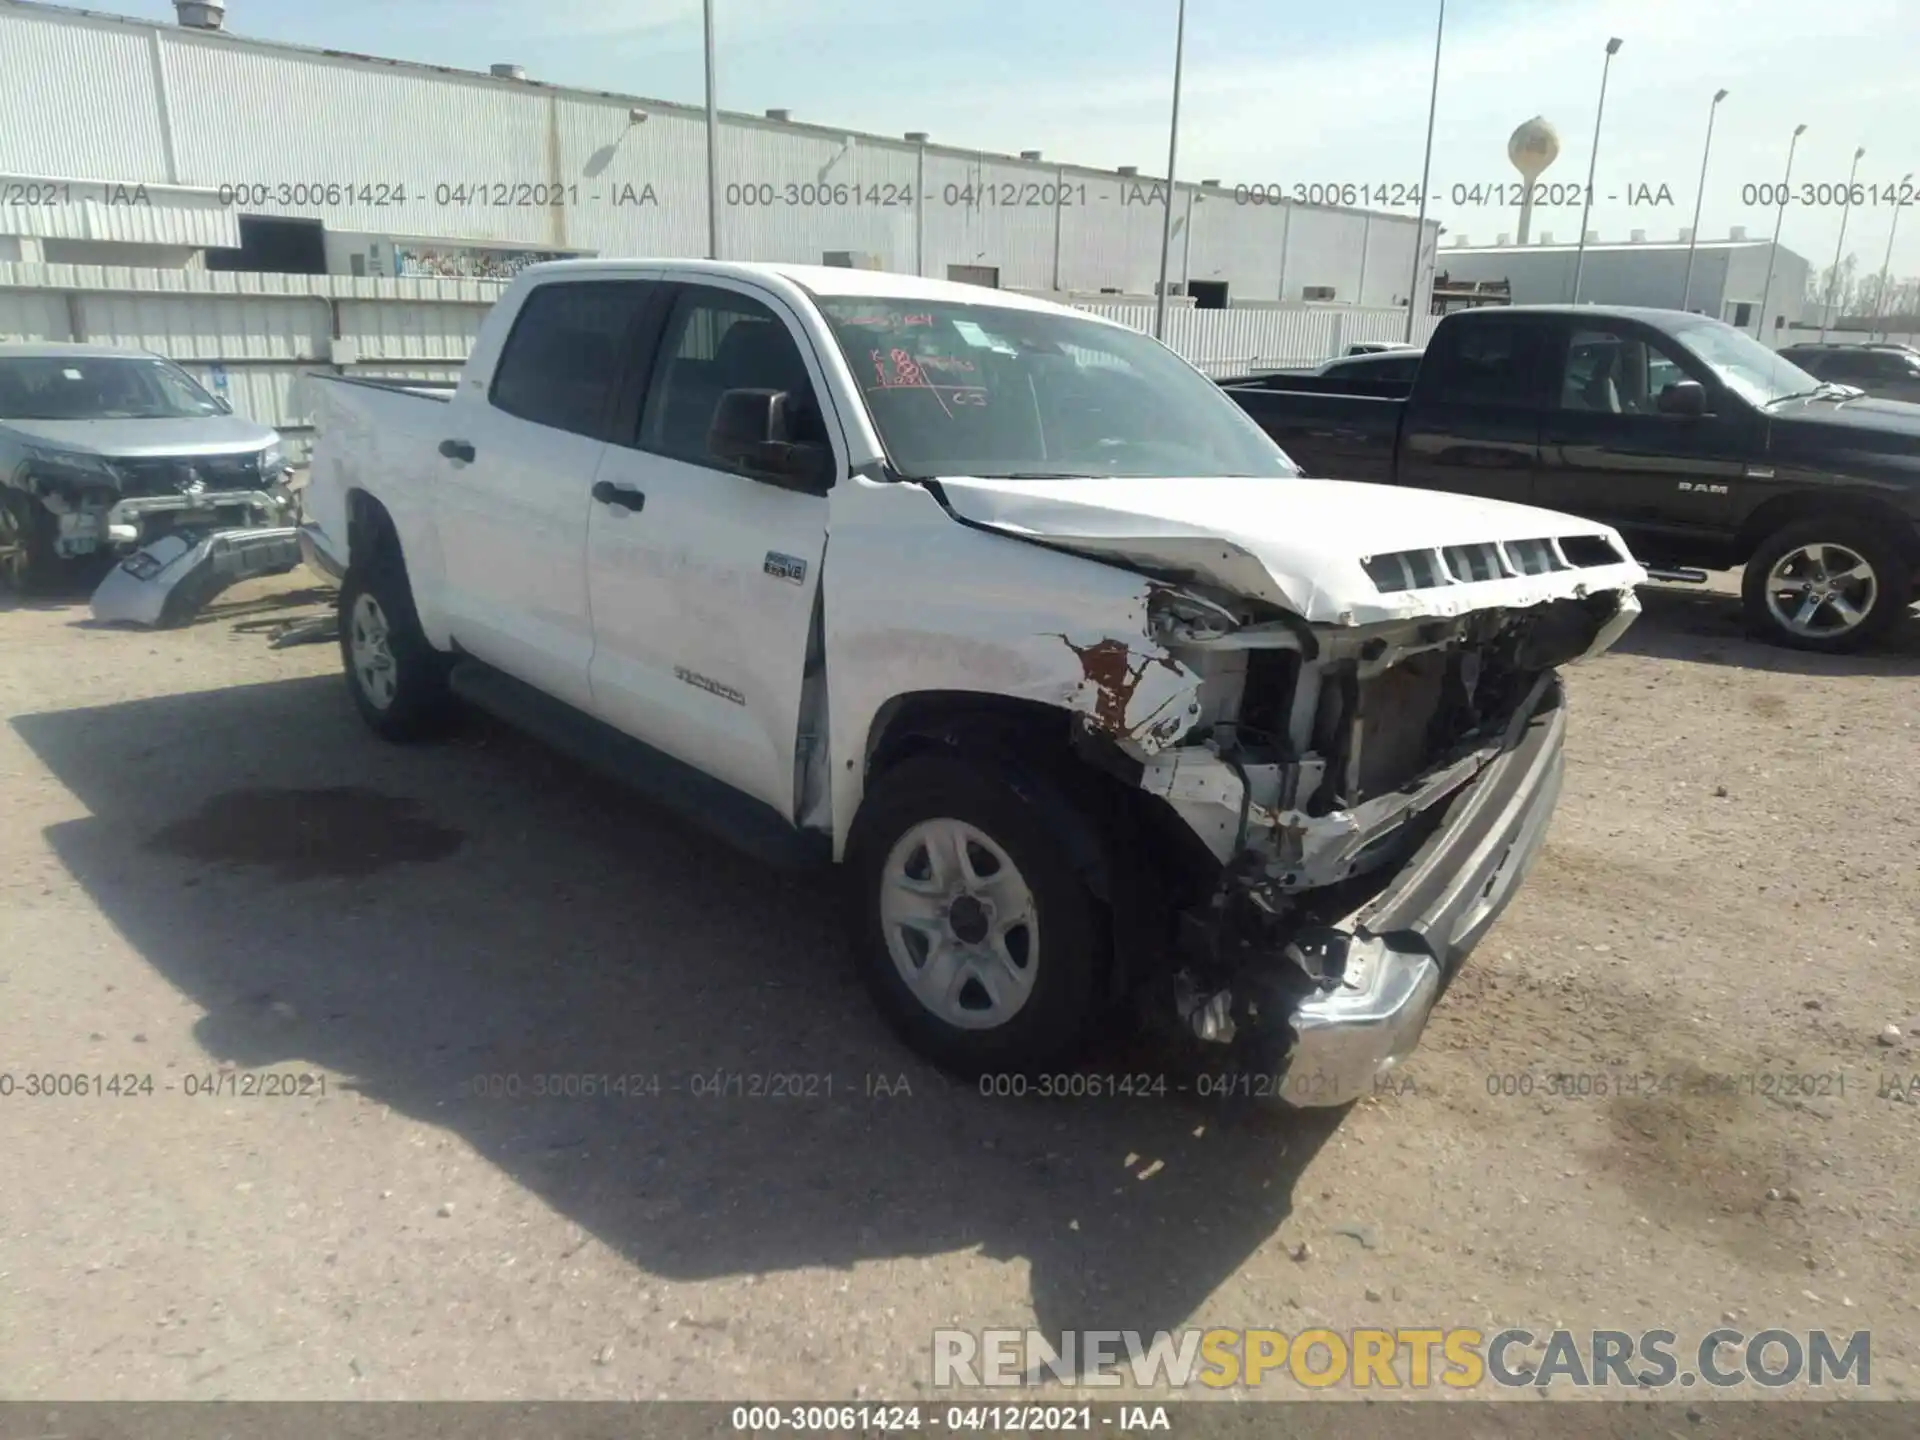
[
  {"xmin": 592, "ymin": 480, "xmax": 646, "ymax": 511},
  {"xmin": 439, "ymin": 438, "xmax": 475, "ymax": 463}
]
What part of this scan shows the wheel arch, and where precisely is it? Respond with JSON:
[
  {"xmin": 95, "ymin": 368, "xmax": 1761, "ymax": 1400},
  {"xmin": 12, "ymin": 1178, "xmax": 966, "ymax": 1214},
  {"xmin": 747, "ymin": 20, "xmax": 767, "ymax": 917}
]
[
  {"xmin": 344, "ymin": 487, "xmax": 402, "ymax": 569},
  {"xmin": 853, "ymin": 690, "xmax": 1224, "ymax": 999},
  {"xmin": 342, "ymin": 486, "xmax": 453, "ymax": 649},
  {"xmin": 1733, "ymin": 491, "xmax": 1920, "ymax": 570},
  {"xmin": 860, "ymin": 692, "xmax": 1113, "ymax": 900}
]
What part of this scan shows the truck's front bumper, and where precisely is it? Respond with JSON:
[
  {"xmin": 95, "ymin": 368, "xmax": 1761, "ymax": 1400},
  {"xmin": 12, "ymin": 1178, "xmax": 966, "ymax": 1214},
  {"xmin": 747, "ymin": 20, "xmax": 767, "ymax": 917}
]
[{"xmin": 1266, "ymin": 673, "xmax": 1566, "ymax": 1107}]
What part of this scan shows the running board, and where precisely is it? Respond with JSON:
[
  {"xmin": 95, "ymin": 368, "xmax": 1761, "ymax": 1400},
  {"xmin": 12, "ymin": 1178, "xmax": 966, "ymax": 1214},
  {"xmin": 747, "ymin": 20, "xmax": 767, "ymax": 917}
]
[
  {"xmin": 448, "ymin": 660, "xmax": 829, "ymax": 872},
  {"xmin": 1643, "ymin": 567, "xmax": 1710, "ymax": 584}
]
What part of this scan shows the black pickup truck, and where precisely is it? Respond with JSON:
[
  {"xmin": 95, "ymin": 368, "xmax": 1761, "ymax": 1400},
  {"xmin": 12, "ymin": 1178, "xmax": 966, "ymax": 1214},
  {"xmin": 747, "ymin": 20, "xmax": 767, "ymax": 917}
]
[{"xmin": 1223, "ymin": 305, "xmax": 1920, "ymax": 652}]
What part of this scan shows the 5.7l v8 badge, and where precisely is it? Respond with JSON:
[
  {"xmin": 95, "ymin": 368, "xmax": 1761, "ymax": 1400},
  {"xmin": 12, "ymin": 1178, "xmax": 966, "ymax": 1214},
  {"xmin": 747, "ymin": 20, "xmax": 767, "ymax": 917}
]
[{"xmin": 764, "ymin": 551, "xmax": 808, "ymax": 584}]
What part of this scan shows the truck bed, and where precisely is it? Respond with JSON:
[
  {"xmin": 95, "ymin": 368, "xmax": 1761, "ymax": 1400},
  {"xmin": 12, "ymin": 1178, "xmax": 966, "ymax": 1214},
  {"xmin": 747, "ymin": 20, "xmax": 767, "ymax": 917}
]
[
  {"xmin": 301, "ymin": 371, "xmax": 457, "ymax": 574},
  {"xmin": 1220, "ymin": 372, "xmax": 1413, "ymax": 399},
  {"xmin": 1223, "ymin": 383, "xmax": 1403, "ymax": 483}
]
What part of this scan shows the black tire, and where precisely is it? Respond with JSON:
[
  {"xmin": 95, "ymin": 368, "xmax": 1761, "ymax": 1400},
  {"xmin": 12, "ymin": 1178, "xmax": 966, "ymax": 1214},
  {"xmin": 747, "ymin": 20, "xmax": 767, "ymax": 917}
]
[
  {"xmin": 0, "ymin": 490, "xmax": 67, "ymax": 596},
  {"xmin": 846, "ymin": 752, "xmax": 1107, "ymax": 1078},
  {"xmin": 337, "ymin": 543, "xmax": 453, "ymax": 742},
  {"xmin": 1741, "ymin": 517, "xmax": 1914, "ymax": 653}
]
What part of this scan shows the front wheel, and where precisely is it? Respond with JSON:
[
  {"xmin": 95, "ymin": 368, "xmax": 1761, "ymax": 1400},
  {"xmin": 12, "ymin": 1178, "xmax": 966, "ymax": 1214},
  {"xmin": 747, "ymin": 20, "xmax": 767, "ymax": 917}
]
[
  {"xmin": 0, "ymin": 490, "xmax": 65, "ymax": 595},
  {"xmin": 846, "ymin": 753, "xmax": 1107, "ymax": 1077},
  {"xmin": 1741, "ymin": 518, "xmax": 1913, "ymax": 653}
]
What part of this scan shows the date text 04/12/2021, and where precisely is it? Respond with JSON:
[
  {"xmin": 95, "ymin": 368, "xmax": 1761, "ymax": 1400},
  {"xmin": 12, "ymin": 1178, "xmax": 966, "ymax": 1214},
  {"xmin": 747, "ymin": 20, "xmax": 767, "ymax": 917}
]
[
  {"xmin": 1230, "ymin": 181, "xmax": 1677, "ymax": 208},
  {"xmin": 0, "ymin": 1071, "xmax": 326, "ymax": 1098}
]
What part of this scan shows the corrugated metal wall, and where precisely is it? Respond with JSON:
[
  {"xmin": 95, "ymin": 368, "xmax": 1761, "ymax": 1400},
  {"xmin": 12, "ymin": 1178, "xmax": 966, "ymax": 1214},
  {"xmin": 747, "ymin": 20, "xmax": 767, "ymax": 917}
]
[
  {"xmin": 0, "ymin": 0, "xmax": 1435, "ymax": 310},
  {"xmin": 0, "ymin": 262, "xmax": 493, "ymax": 446},
  {"xmin": 0, "ymin": 261, "xmax": 1436, "ymax": 443}
]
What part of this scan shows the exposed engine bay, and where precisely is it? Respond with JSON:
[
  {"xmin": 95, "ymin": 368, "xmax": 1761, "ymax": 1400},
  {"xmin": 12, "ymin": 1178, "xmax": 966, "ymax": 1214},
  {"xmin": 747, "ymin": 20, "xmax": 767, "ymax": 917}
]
[
  {"xmin": 1063, "ymin": 564, "xmax": 1637, "ymax": 1090},
  {"xmin": 22, "ymin": 452, "xmax": 297, "ymax": 558}
]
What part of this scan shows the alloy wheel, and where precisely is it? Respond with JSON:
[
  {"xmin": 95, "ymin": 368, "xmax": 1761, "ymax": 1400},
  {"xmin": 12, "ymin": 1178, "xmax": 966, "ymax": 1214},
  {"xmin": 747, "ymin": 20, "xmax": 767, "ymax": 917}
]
[
  {"xmin": 1762, "ymin": 542, "xmax": 1878, "ymax": 640},
  {"xmin": 349, "ymin": 591, "xmax": 399, "ymax": 710}
]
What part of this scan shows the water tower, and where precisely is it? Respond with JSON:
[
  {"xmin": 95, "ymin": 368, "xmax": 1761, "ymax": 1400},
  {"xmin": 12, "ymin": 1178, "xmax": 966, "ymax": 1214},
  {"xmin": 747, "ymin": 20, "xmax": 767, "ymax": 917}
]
[{"xmin": 1508, "ymin": 117, "xmax": 1561, "ymax": 244}]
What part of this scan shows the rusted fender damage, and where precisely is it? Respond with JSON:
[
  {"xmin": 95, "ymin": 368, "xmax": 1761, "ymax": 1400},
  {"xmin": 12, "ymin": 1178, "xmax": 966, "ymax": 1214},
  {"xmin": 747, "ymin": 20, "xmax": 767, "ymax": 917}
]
[{"xmin": 1054, "ymin": 633, "xmax": 1204, "ymax": 755}]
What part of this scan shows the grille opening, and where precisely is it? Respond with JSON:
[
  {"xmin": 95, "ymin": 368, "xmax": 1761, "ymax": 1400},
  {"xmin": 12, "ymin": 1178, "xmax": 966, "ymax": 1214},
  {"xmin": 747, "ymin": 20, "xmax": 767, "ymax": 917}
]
[
  {"xmin": 1362, "ymin": 548, "xmax": 1448, "ymax": 593},
  {"xmin": 1441, "ymin": 542, "xmax": 1505, "ymax": 584},
  {"xmin": 110, "ymin": 453, "xmax": 263, "ymax": 499},
  {"xmin": 1502, "ymin": 537, "xmax": 1566, "ymax": 576},
  {"xmin": 1559, "ymin": 534, "xmax": 1623, "ymax": 567}
]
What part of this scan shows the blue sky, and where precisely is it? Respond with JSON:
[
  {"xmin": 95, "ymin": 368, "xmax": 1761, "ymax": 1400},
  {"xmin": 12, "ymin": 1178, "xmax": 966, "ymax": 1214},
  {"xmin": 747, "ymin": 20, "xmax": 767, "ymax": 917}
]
[{"xmin": 67, "ymin": 0, "xmax": 1920, "ymax": 283}]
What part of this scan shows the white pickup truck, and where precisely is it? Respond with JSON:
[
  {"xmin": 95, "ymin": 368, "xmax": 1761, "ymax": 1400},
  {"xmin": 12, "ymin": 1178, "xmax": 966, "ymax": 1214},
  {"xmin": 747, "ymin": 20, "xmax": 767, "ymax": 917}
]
[{"xmin": 302, "ymin": 259, "xmax": 1645, "ymax": 1105}]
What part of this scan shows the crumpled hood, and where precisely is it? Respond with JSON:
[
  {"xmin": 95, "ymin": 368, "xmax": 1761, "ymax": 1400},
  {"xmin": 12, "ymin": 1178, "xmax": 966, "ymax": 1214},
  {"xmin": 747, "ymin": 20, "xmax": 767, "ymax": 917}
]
[
  {"xmin": 2, "ymin": 415, "xmax": 278, "ymax": 459},
  {"xmin": 933, "ymin": 473, "xmax": 1647, "ymax": 625}
]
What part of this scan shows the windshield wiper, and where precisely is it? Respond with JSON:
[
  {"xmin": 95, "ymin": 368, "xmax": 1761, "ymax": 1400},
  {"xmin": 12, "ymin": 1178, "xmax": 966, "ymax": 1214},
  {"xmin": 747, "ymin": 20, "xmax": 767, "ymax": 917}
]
[{"xmin": 1764, "ymin": 383, "xmax": 1857, "ymax": 407}]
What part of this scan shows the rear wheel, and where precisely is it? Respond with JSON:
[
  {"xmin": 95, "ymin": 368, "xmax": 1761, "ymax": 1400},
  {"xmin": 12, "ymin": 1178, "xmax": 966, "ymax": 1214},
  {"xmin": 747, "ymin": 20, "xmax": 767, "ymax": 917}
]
[
  {"xmin": 1741, "ymin": 518, "xmax": 1912, "ymax": 653},
  {"xmin": 337, "ymin": 544, "xmax": 452, "ymax": 741},
  {"xmin": 847, "ymin": 753, "xmax": 1107, "ymax": 1077}
]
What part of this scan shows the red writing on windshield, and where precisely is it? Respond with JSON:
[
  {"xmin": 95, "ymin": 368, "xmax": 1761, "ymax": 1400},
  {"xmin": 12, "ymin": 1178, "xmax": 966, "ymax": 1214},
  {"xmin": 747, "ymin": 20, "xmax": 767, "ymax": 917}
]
[{"xmin": 866, "ymin": 347, "xmax": 988, "ymax": 416}]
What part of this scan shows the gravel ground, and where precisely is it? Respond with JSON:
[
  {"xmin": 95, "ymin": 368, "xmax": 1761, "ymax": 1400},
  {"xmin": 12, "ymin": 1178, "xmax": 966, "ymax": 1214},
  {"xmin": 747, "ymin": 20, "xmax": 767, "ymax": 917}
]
[{"xmin": 1, "ymin": 572, "xmax": 1917, "ymax": 1409}]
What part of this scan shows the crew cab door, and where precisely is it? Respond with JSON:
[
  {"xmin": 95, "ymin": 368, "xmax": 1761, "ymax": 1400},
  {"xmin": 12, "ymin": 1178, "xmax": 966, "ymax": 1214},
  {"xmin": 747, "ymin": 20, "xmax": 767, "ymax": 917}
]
[
  {"xmin": 1533, "ymin": 317, "xmax": 1757, "ymax": 558},
  {"xmin": 585, "ymin": 279, "xmax": 837, "ymax": 823},
  {"xmin": 1396, "ymin": 314, "xmax": 1554, "ymax": 506},
  {"xmin": 433, "ymin": 279, "xmax": 657, "ymax": 713}
]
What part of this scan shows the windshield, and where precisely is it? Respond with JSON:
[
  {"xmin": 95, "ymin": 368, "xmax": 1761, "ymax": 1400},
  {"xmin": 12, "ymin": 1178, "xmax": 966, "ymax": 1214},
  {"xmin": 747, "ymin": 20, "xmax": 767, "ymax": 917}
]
[
  {"xmin": 0, "ymin": 355, "xmax": 223, "ymax": 421},
  {"xmin": 815, "ymin": 297, "xmax": 1301, "ymax": 480},
  {"xmin": 1668, "ymin": 322, "xmax": 1825, "ymax": 406}
]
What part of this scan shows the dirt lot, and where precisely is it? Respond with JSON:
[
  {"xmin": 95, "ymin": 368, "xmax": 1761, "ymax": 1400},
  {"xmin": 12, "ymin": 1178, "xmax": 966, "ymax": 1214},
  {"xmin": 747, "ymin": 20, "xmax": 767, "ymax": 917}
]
[{"xmin": 2, "ymin": 573, "xmax": 1918, "ymax": 1407}]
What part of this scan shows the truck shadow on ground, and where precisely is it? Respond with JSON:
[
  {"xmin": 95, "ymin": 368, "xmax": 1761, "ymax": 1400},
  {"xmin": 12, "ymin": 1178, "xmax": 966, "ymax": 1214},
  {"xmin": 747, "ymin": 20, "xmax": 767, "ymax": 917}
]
[
  {"xmin": 1610, "ymin": 582, "xmax": 1920, "ymax": 677},
  {"xmin": 12, "ymin": 675, "xmax": 1339, "ymax": 1348}
]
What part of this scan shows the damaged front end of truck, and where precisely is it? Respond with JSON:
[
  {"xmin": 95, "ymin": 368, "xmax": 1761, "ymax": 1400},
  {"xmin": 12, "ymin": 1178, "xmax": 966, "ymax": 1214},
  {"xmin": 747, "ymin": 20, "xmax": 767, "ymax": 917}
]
[
  {"xmin": 1045, "ymin": 529, "xmax": 1644, "ymax": 1107},
  {"xmin": 14, "ymin": 449, "xmax": 297, "ymax": 560}
]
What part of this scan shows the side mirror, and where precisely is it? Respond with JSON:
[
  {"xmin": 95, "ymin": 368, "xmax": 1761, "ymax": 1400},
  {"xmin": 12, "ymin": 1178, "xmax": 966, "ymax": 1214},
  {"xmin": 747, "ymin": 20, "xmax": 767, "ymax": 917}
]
[
  {"xmin": 1657, "ymin": 379, "xmax": 1708, "ymax": 417},
  {"xmin": 708, "ymin": 388, "xmax": 833, "ymax": 492}
]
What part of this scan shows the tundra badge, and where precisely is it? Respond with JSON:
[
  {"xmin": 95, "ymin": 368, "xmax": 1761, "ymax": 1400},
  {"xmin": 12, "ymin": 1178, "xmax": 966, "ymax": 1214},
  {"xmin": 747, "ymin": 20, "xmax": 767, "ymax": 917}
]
[
  {"xmin": 764, "ymin": 551, "xmax": 808, "ymax": 584},
  {"xmin": 674, "ymin": 666, "xmax": 746, "ymax": 706}
]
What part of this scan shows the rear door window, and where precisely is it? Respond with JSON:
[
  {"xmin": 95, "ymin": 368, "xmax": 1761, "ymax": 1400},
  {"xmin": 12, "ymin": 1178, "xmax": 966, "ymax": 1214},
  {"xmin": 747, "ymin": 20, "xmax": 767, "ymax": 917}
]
[
  {"xmin": 1425, "ymin": 320, "xmax": 1550, "ymax": 406},
  {"xmin": 1556, "ymin": 325, "xmax": 1702, "ymax": 415},
  {"xmin": 489, "ymin": 281, "xmax": 654, "ymax": 439}
]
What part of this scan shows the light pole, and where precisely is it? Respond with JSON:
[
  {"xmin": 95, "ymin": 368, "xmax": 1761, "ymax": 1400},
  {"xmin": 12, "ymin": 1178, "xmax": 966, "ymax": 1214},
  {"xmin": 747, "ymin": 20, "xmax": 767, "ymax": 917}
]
[
  {"xmin": 1404, "ymin": 0, "xmax": 1445, "ymax": 342},
  {"xmin": 1756, "ymin": 122, "xmax": 1806, "ymax": 338},
  {"xmin": 1871, "ymin": 186, "xmax": 1905, "ymax": 339},
  {"xmin": 1680, "ymin": 88, "xmax": 1728, "ymax": 314},
  {"xmin": 1152, "ymin": 0, "xmax": 1188, "ymax": 342},
  {"xmin": 703, "ymin": 0, "xmax": 720, "ymax": 260},
  {"xmin": 1819, "ymin": 146, "xmax": 1866, "ymax": 341},
  {"xmin": 1569, "ymin": 36, "xmax": 1623, "ymax": 304},
  {"xmin": 1180, "ymin": 187, "xmax": 1196, "ymax": 293}
]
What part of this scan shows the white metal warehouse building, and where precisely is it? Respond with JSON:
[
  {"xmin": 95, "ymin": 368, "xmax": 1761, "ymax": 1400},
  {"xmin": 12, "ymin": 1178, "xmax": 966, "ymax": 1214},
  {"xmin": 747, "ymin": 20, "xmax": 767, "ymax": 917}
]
[
  {"xmin": 0, "ymin": 0, "xmax": 1447, "ymax": 442},
  {"xmin": 0, "ymin": 0, "xmax": 1436, "ymax": 308},
  {"xmin": 1434, "ymin": 231, "xmax": 1812, "ymax": 338}
]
